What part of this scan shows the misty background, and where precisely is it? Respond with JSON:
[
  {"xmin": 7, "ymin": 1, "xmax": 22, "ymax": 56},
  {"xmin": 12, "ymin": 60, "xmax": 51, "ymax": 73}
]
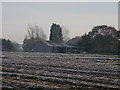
[{"xmin": 2, "ymin": 2, "xmax": 118, "ymax": 44}]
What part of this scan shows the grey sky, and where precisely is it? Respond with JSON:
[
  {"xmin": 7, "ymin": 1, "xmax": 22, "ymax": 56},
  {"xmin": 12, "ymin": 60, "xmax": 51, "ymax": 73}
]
[{"xmin": 2, "ymin": 2, "xmax": 118, "ymax": 43}]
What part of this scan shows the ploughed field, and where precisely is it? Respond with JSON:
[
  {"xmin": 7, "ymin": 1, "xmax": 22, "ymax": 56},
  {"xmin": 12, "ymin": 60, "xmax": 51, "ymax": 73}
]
[{"xmin": 2, "ymin": 52, "xmax": 120, "ymax": 90}]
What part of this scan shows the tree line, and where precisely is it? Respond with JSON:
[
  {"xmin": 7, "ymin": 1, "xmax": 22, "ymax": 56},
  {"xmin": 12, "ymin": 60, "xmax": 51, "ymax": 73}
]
[
  {"xmin": 1, "ymin": 24, "xmax": 120, "ymax": 55},
  {"xmin": 1, "ymin": 39, "xmax": 20, "ymax": 51},
  {"xmin": 78, "ymin": 25, "xmax": 120, "ymax": 55},
  {"xmin": 23, "ymin": 23, "xmax": 69, "ymax": 51}
]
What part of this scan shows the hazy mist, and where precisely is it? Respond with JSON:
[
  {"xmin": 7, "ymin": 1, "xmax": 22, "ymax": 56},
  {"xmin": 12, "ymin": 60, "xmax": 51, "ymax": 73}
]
[{"xmin": 2, "ymin": 2, "xmax": 118, "ymax": 43}]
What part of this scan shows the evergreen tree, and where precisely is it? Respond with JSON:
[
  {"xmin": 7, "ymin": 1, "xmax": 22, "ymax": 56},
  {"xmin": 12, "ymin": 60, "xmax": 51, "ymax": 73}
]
[
  {"xmin": 49, "ymin": 23, "xmax": 63, "ymax": 43},
  {"xmin": 2, "ymin": 39, "xmax": 16, "ymax": 51}
]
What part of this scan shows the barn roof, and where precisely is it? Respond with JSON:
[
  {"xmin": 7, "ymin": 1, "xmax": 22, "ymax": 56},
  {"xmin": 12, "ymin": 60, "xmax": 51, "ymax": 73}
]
[
  {"xmin": 35, "ymin": 40, "xmax": 53, "ymax": 47},
  {"xmin": 51, "ymin": 43, "xmax": 74, "ymax": 48},
  {"xmin": 35, "ymin": 40, "xmax": 77, "ymax": 48}
]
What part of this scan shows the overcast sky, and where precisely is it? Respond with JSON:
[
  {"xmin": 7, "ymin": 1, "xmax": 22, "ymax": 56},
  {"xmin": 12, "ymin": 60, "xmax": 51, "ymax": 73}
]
[{"xmin": 2, "ymin": 2, "xmax": 118, "ymax": 44}]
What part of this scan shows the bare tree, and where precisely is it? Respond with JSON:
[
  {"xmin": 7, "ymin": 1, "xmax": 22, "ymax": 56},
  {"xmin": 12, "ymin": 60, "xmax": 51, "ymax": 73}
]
[
  {"xmin": 62, "ymin": 26, "xmax": 70, "ymax": 42},
  {"xmin": 26, "ymin": 24, "xmax": 46, "ymax": 40},
  {"xmin": 27, "ymin": 24, "xmax": 34, "ymax": 39},
  {"xmin": 23, "ymin": 24, "xmax": 47, "ymax": 52}
]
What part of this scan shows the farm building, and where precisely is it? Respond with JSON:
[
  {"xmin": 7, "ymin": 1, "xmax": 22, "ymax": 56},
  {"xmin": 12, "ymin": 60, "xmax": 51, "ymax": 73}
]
[
  {"xmin": 51, "ymin": 43, "xmax": 80, "ymax": 53},
  {"xmin": 31, "ymin": 41, "xmax": 53, "ymax": 52},
  {"xmin": 31, "ymin": 40, "xmax": 80, "ymax": 53}
]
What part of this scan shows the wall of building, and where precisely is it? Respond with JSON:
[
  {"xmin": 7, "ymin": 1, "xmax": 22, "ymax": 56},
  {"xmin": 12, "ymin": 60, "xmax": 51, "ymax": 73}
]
[{"xmin": 33, "ymin": 42, "xmax": 53, "ymax": 52}]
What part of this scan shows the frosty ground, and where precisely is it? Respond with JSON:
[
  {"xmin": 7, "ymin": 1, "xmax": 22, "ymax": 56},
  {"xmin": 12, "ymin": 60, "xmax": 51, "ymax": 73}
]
[{"xmin": 1, "ymin": 52, "xmax": 120, "ymax": 90}]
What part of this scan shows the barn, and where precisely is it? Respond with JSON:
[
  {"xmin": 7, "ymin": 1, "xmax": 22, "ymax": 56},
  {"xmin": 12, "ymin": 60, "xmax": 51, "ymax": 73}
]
[
  {"xmin": 32, "ymin": 41, "xmax": 80, "ymax": 53},
  {"xmin": 32, "ymin": 41, "xmax": 53, "ymax": 52}
]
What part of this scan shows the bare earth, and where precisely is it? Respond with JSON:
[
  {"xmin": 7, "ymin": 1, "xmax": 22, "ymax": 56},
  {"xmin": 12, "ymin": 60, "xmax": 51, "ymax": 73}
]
[{"xmin": 1, "ymin": 52, "xmax": 120, "ymax": 90}]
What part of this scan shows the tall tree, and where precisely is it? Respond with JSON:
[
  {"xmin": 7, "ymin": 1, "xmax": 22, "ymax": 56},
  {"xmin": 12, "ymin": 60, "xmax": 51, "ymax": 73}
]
[{"xmin": 49, "ymin": 23, "xmax": 63, "ymax": 43}]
